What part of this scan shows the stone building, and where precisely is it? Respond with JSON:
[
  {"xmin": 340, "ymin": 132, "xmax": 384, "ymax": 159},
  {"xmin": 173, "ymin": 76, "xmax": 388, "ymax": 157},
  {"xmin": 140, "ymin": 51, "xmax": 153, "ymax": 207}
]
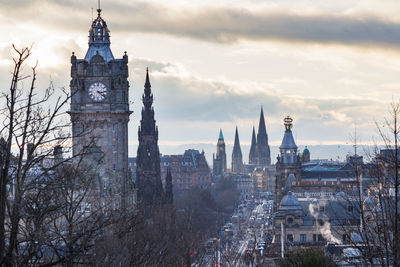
[
  {"xmin": 231, "ymin": 127, "xmax": 244, "ymax": 173},
  {"xmin": 136, "ymin": 70, "xmax": 164, "ymax": 207},
  {"xmin": 161, "ymin": 149, "xmax": 211, "ymax": 193},
  {"xmin": 213, "ymin": 129, "xmax": 227, "ymax": 176},
  {"xmin": 273, "ymin": 192, "xmax": 359, "ymax": 246},
  {"xmin": 129, "ymin": 149, "xmax": 211, "ymax": 196},
  {"xmin": 69, "ymin": 8, "xmax": 131, "ymax": 204},
  {"xmin": 275, "ymin": 116, "xmax": 302, "ymax": 208}
]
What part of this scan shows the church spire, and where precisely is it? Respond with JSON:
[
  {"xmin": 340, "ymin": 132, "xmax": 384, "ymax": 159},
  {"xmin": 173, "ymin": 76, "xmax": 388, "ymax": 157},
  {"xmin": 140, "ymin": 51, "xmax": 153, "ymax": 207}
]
[
  {"xmin": 145, "ymin": 67, "xmax": 151, "ymax": 89},
  {"xmin": 219, "ymin": 128, "xmax": 224, "ymax": 140},
  {"xmin": 256, "ymin": 107, "xmax": 271, "ymax": 166},
  {"xmin": 249, "ymin": 126, "xmax": 257, "ymax": 164},
  {"xmin": 232, "ymin": 126, "xmax": 244, "ymax": 173}
]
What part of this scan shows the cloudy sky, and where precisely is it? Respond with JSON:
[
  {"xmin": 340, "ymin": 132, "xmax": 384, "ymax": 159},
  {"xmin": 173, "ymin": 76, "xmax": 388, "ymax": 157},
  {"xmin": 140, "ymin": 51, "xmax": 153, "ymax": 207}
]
[{"xmin": 1, "ymin": 0, "xmax": 400, "ymax": 164}]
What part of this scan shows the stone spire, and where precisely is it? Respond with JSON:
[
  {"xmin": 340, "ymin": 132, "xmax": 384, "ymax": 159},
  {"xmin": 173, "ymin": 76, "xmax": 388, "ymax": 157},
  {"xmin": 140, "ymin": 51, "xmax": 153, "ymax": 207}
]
[
  {"xmin": 249, "ymin": 126, "xmax": 257, "ymax": 164},
  {"xmin": 256, "ymin": 107, "xmax": 271, "ymax": 166},
  {"xmin": 84, "ymin": 6, "xmax": 114, "ymax": 63},
  {"xmin": 232, "ymin": 126, "xmax": 244, "ymax": 173},
  {"xmin": 136, "ymin": 69, "xmax": 163, "ymax": 208}
]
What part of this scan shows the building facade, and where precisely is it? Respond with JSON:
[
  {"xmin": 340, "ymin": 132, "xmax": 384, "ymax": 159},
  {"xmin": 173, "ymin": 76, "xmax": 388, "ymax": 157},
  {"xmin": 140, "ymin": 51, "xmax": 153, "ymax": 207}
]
[
  {"xmin": 69, "ymin": 8, "xmax": 131, "ymax": 201},
  {"xmin": 129, "ymin": 149, "xmax": 211, "ymax": 195}
]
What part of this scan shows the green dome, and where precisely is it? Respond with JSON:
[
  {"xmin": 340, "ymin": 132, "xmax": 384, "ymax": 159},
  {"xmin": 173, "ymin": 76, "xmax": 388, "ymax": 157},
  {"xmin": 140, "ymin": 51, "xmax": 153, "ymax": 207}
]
[{"xmin": 303, "ymin": 146, "xmax": 310, "ymax": 154}]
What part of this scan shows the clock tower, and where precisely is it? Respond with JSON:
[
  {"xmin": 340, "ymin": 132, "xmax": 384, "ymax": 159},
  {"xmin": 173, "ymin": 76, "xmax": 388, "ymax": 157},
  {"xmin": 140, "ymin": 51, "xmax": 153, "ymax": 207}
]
[{"xmin": 69, "ymin": 7, "xmax": 131, "ymax": 202}]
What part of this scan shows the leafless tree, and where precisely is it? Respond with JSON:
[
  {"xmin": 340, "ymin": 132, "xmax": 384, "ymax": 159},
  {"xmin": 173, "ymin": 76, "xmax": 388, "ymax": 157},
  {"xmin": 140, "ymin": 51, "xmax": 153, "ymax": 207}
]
[
  {"xmin": 0, "ymin": 45, "xmax": 117, "ymax": 266},
  {"xmin": 331, "ymin": 101, "xmax": 400, "ymax": 267},
  {"xmin": 0, "ymin": 45, "xmax": 73, "ymax": 266}
]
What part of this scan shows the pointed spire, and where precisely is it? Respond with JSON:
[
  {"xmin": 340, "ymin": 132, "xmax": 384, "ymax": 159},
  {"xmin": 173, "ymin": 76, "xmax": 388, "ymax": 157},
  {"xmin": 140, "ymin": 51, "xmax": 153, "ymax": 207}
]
[
  {"xmin": 233, "ymin": 126, "xmax": 242, "ymax": 154},
  {"xmin": 256, "ymin": 106, "xmax": 271, "ymax": 166},
  {"xmin": 232, "ymin": 126, "xmax": 243, "ymax": 173},
  {"xmin": 258, "ymin": 106, "xmax": 266, "ymax": 136},
  {"xmin": 234, "ymin": 126, "xmax": 240, "ymax": 146},
  {"xmin": 251, "ymin": 126, "xmax": 256, "ymax": 144},
  {"xmin": 219, "ymin": 129, "xmax": 224, "ymax": 140},
  {"xmin": 145, "ymin": 67, "xmax": 151, "ymax": 89},
  {"xmin": 249, "ymin": 126, "xmax": 257, "ymax": 164}
]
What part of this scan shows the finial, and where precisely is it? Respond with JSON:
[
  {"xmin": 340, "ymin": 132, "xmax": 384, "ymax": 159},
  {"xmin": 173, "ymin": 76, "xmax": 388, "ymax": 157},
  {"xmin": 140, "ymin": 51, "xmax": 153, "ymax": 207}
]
[
  {"xmin": 219, "ymin": 129, "xmax": 224, "ymax": 139},
  {"xmin": 97, "ymin": 0, "xmax": 101, "ymax": 16},
  {"xmin": 124, "ymin": 51, "xmax": 127, "ymax": 56},
  {"xmin": 145, "ymin": 67, "xmax": 151, "ymax": 88},
  {"xmin": 72, "ymin": 52, "xmax": 75, "ymax": 55},
  {"xmin": 284, "ymin": 116, "xmax": 293, "ymax": 131}
]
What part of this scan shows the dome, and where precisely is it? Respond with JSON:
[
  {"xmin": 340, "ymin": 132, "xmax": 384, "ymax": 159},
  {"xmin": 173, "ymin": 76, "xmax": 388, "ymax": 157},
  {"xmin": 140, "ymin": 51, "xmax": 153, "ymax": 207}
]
[
  {"xmin": 280, "ymin": 129, "xmax": 297, "ymax": 150},
  {"xmin": 279, "ymin": 191, "xmax": 303, "ymax": 211},
  {"xmin": 303, "ymin": 146, "xmax": 310, "ymax": 154}
]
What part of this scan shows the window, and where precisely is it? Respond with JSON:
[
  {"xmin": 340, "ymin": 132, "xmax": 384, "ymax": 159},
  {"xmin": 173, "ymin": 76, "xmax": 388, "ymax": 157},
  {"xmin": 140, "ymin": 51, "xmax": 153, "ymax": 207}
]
[
  {"xmin": 287, "ymin": 234, "xmax": 294, "ymax": 242},
  {"xmin": 319, "ymin": 206, "xmax": 325, "ymax": 212},
  {"xmin": 300, "ymin": 234, "xmax": 307, "ymax": 243},
  {"xmin": 287, "ymin": 217, "xmax": 294, "ymax": 224},
  {"xmin": 318, "ymin": 219, "xmax": 325, "ymax": 226},
  {"xmin": 313, "ymin": 234, "xmax": 317, "ymax": 242}
]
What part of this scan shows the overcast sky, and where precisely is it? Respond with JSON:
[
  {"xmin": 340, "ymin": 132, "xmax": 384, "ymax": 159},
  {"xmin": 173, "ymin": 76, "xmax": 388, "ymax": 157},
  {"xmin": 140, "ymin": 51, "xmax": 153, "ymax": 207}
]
[{"xmin": 1, "ymin": 0, "xmax": 400, "ymax": 164}]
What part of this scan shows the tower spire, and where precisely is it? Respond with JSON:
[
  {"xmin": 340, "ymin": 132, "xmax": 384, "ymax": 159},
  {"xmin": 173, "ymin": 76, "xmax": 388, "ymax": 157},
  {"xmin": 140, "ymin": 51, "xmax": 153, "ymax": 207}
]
[
  {"xmin": 255, "ymin": 107, "xmax": 271, "ymax": 166},
  {"xmin": 249, "ymin": 126, "xmax": 257, "ymax": 164},
  {"xmin": 232, "ymin": 126, "xmax": 243, "ymax": 173},
  {"xmin": 145, "ymin": 67, "xmax": 151, "ymax": 89},
  {"xmin": 219, "ymin": 129, "xmax": 224, "ymax": 140}
]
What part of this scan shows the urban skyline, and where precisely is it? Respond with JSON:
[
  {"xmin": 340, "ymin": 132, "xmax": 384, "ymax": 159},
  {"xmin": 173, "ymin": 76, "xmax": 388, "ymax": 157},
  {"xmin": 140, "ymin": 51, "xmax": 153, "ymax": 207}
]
[{"xmin": 0, "ymin": 0, "xmax": 398, "ymax": 163}]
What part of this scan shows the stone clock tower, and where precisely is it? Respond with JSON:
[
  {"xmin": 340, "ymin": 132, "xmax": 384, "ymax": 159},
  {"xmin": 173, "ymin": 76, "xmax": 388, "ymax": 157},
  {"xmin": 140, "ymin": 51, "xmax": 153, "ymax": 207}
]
[{"xmin": 69, "ymin": 8, "xmax": 131, "ymax": 201}]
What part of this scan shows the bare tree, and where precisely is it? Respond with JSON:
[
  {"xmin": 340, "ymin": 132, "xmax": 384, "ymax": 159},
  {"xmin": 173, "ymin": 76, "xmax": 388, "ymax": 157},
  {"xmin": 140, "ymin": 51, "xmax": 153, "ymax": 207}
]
[
  {"xmin": 332, "ymin": 101, "xmax": 400, "ymax": 267},
  {"xmin": 0, "ymin": 45, "xmax": 74, "ymax": 266}
]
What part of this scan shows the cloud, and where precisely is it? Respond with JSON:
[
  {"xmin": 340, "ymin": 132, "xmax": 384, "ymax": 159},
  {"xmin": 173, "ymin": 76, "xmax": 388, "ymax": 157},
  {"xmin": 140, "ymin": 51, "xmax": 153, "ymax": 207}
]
[
  {"xmin": 2, "ymin": 1, "xmax": 400, "ymax": 49},
  {"xmin": 124, "ymin": 9, "xmax": 400, "ymax": 48}
]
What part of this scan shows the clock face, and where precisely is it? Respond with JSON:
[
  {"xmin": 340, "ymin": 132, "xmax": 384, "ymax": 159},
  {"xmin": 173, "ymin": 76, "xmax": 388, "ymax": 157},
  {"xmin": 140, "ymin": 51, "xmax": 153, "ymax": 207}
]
[{"xmin": 88, "ymin": 82, "xmax": 107, "ymax": 102}]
